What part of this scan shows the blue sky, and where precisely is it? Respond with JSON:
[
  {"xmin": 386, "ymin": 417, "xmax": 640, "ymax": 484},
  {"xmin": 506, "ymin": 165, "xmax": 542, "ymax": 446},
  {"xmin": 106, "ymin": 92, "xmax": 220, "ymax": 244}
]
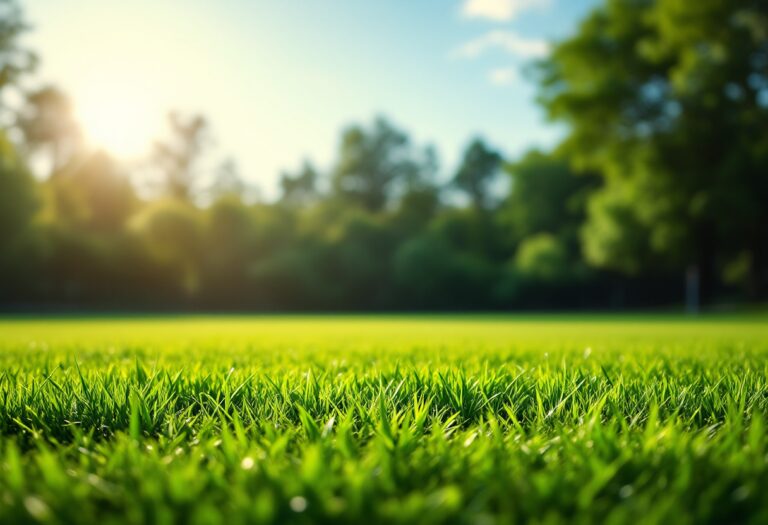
[{"xmin": 24, "ymin": 0, "xmax": 597, "ymax": 197}]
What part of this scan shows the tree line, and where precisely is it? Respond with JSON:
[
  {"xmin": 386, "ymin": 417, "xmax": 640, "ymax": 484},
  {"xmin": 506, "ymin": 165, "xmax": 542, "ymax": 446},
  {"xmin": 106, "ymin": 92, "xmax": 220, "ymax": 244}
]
[{"xmin": 1, "ymin": 0, "xmax": 766, "ymax": 311}]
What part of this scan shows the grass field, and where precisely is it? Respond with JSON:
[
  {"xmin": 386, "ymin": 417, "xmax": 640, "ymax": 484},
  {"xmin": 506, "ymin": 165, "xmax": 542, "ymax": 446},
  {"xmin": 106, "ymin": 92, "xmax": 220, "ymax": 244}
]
[{"xmin": 1, "ymin": 315, "xmax": 767, "ymax": 524}]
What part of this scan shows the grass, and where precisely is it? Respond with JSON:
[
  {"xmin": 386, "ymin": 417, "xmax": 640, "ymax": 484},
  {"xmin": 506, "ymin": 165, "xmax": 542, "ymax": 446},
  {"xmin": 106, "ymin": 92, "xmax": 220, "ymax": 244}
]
[{"xmin": 0, "ymin": 315, "xmax": 767, "ymax": 524}]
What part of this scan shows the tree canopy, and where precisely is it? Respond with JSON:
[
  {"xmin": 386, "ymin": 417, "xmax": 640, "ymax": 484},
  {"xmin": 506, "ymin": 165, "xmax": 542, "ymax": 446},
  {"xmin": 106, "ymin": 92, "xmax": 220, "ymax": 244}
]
[
  {"xmin": 0, "ymin": 0, "xmax": 764, "ymax": 310},
  {"xmin": 537, "ymin": 0, "xmax": 768, "ymax": 296}
]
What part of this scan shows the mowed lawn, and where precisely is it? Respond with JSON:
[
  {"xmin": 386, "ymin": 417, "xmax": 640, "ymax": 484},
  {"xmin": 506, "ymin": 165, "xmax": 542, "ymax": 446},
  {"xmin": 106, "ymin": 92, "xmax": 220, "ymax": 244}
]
[{"xmin": 1, "ymin": 315, "xmax": 767, "ymax": 524}]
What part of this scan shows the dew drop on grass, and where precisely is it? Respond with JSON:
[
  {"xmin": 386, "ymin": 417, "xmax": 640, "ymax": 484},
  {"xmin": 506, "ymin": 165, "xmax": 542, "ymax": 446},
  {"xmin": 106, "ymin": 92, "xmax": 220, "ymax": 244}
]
[
  {"xmin": 732, "ymin": 486, "xmax": 750, "ymax": 501},
  {"xmin": 290, "ymin": 496, "xmax": 308, "ymax": 512},
  {"xmin": 241, "ymin": 457, "xmax": 255, "ymax": 470},
  {"xmin": 24, "ymin": 496, "xmax": 50, "ymax": 520}
]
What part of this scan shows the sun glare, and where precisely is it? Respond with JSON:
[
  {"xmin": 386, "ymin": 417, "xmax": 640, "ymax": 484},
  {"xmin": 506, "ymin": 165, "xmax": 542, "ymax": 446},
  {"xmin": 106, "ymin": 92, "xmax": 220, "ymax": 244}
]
[{"xmin": 77, "ymin": 81, "xmax": 160, "ymax": 158}]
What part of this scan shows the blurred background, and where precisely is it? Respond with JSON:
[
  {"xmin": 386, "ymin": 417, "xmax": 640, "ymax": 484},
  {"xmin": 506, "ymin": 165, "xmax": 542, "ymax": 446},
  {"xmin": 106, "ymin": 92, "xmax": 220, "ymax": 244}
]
[{"xmin": 0, "ymin": 0, "xmax": 766, "ymax": 312}]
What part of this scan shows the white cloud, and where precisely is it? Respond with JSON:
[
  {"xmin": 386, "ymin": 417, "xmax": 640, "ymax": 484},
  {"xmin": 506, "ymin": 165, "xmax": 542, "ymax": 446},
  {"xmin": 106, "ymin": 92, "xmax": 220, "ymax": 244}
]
[
  {"xmin": 454, "ymin": 30, "xmax": 549, "ymax": 59},
  {"xmin": 462, "ymin": 0, "xmax": 550, "ymax": 22},
  {"xmin": 488, "ymin": 67, "xmax": 518, "ymax": 86}
]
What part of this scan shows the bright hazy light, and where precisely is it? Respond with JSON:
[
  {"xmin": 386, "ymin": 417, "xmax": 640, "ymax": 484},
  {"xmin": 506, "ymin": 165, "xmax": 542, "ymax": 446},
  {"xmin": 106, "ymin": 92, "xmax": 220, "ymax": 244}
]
[{"xmin": 77, "ymin": 80, "xmax": 161, "ymax": 158}]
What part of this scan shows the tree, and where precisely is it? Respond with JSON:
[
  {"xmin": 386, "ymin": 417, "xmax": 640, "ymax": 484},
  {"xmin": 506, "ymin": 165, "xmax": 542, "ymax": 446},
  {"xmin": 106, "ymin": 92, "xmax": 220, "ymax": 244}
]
[
  {"xmin": 514, "ymin": 233, "xmax": 570, "ymax": 283},
  {"xmin": 391, "ymin": 184, "xmax": 440, "ymax": 236},
  {"xmin": 34, "ymin": 152, "xmax": 141, "ymax": 305},
  {"xmin": 537, "ymin": 0, "xmax": 768, "ymax": 301},
  {"xmin": 130, "ymin": 200, "xmax": 203, "ymax": 297},
  {"xmin": 45, "ymin": 151, "xmax": 136, "ymax": 232},
  {"xmin": 453, "ymin": 138, "xmax": 502, "ymax": 210},
  {"xmin": 17, "ymin": 86, "xmax": 82, "ymax": 173},
  {"xmin": 393, "ymin": 234, "xmax": 496, "ymax": 309},
  {"xmin": 209, "ymin": 158, "xmax": 246, "ymax": 202},
  {"xmin": 152, "ymin": 112, "xmax": 209, "ymax": 201},
  {"xmin": 0, "ymin": 130, "xmax": 35, "ymax": 243},
  {"xmin": 201, "ymin": 195, "xmax": 257, "ymax": 306},
  {"xmin": 321, "ymin": 211, "xmax": 396, "ymax": 308},
  {"xmin": 390, "ymin": 145, "xmax": 441, "ymax": 235},
  {"xmin": 332, "ymin": 117, "xmax": 429, "ymax": 212},
  {"xmin": 279, "ymin": 161, "xmax": 319, "ymax": 207},
  {"xmin": 0, "ymin": 0, "xmax": 36, "ymax": 117},
  {"xmin": 0, "ymin": 129, "xmax": 38, "ymax": 298},
  {"xmin": 580, "ymin": 185, "xmax": 654, "ymax": 276},
  {"xmin": 500, "ymin": 150, "xmax": 599, "ymax": 250}
]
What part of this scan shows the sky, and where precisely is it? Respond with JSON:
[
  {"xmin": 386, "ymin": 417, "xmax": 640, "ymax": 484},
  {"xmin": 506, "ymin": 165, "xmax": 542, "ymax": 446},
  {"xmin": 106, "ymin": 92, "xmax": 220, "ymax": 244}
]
[{"xmin": 23, "ymin": 0, "xmax": 597, "ymax": 197}]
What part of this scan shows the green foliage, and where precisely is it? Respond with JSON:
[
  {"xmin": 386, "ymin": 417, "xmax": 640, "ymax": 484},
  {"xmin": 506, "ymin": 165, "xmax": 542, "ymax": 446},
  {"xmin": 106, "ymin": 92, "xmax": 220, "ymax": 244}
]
[
  {"xmin": 537, "ymin": 0, "xmax": 768, "ymax": 294},
  {"xmin": 452, "ymin": 138, "xmax": 502, "ymax": 210},
  {"xmin": 152, "ymin": 112, "xmax": 209, "ymax": 201},
  {"xmin": 0, "ymin": 0, "xmax": 38, "ymax": 295},
  {"xmin": 394, "ymin": 235, "xmax": 495, "ymax": 308},
  {"xmin": 0, "ymin": 315, "xmax": 767, "ymax": 524},
  {"xmin": 46, "ymin": 152, "xmax": 136, "ymax": 232},
  {"xmin": 1, "ymin": 0, "xmax": 765, "ymax": 309},
  {"xmin": 279, "ymin": 161, "xmax": 319, "ymax": 208},
  {"xmin": 514, "ymin": 233, "xmax": 570, "ymax": 283},
  {"xmin": 0, "ymin": 130, "xmax": 36, "ymax": 245},
  {"xmin": 0, "ymin": 130, "xmax": 38, "ymax": 293},
  {"xmin": 0, "ymin": 0, "xmax": 36, "ymax": 101},
  {"xmin": 209, "ymin": 159, "xmax": 247, "ymax": 202},
  {"xmin": 17, "ymin": 86, "xmax": 82, "ymax": 172},
  {"xmin": 581, "ymin": 186, "xmax": 653, "ymax": 275},
  {"xmin": 248, "ymin": 247, "xmax": 328, "ymax": 309},
  {"xmin": 390, "ymin": 186, "xmax": 441, "ymax": 236},
  {"xmin": 501, "ymin": 150, "xmax": 598, "ymax": 247},
  {"xmin": 429, "ymin": 207, "xmax": 504, "ymax": 260},
  {"xmin": 200, "ymin": 196, "xmax": 258, "ymax": 305},
  {"xmin": 130, "ymin": 200, "xmax": 203, "ymax": 296},
  {"xmin": 332, "ymin": 117, "xmax": 435, "ymax": 212}
]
